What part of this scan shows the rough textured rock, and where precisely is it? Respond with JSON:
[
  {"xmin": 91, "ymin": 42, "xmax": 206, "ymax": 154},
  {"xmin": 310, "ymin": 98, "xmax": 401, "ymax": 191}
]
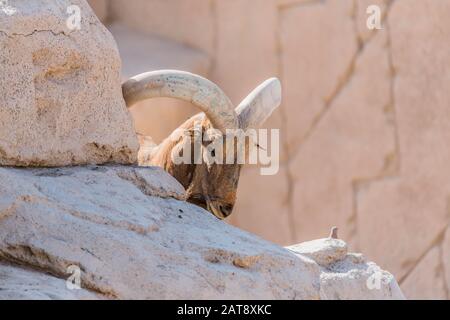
[
  {"xmin": 0, "ymin": 0, "xmax": 139, "ymax": 166},
  {"xmin": 288, "ymin": 238, "xmax": 404, "ymax": 300},
  {"xmin": 0, "ymin": 165, "xmax": 403, "ymax": 300},
  {"xmin": 0, "ymin": 262, "xmax": 100, "ymax": 300},
  {"xmin": 318, "ymin": 254, "xmax": 404, "ymax": 300},
  {"xmin": 288, "ymin": 238, "xmax": 348, "ymax": 267}
]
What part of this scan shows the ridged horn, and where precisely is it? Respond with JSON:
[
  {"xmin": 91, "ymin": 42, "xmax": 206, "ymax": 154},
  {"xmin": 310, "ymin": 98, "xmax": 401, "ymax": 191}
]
[
  {"xmin": 235, "ymin": 78, "xmax": 282, "ymax": 129},
  {"xmin": 122, "ymin": 70, "xmax": 238, "ymax": 132}
]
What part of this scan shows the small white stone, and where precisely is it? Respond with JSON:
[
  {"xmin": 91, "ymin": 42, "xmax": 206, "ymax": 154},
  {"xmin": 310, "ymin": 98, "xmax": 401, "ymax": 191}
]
[{"xmin": 287, "ymin": 238, "xmax": 348, "ymax": 267}]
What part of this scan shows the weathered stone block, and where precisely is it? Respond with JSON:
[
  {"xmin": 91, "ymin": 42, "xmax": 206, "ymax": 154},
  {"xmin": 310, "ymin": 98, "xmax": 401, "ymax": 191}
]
[{"xmin": 0, "ymin": 0, "xmax": 139, "ymax": 166}]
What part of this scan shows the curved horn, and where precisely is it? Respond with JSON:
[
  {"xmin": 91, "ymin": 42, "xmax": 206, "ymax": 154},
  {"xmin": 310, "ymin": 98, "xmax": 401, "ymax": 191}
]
[
  {"xmin": 235, "ymin": 78, "xmax": 282, "ymax": 129},
  {"xmin": 122, "ymin": 70, "xmax": 238, "ymax": 132}
]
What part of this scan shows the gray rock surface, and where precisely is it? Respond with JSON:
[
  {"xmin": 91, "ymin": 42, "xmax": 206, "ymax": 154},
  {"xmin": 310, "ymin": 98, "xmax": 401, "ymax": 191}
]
[
  {"xmin": 288, "ymin": 240, "xmax": 405, "ymax": 300},
  {"xmin": 0, "ymin": 165, "xmax": 404, "ymax": 299},
  {"xmin": 287, "ymin": 238, "xmax": 348, "ymax": 267},
  {"xmin": 0, "ymin": 0, "xmax": 139, "ymax": 166},
  {"xmin": 0, "ymin": 262, "xmax": 100, "ymax": 300}
]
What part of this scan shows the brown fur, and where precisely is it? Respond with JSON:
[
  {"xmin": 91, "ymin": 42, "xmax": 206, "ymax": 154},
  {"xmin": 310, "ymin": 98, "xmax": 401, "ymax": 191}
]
[
  {"xmin": 143, "ymin": 114, "xmax": 242, "ymax": 219},
  {"xmin": 126, "ymin": 73, "xmax": 281, "ymax": 219}
]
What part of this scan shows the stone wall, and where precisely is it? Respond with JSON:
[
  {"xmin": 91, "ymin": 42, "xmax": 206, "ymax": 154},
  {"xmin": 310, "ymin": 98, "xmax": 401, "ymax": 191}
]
[{"xmin": 88, "ymin": 0, "xmax": 450, "ymax": 299}]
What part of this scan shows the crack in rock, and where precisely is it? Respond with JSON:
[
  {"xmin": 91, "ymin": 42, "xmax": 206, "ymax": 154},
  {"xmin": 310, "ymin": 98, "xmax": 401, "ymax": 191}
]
[{"xmin": 0, "ymin": 244, "xmax": 117, "ymax": 298}]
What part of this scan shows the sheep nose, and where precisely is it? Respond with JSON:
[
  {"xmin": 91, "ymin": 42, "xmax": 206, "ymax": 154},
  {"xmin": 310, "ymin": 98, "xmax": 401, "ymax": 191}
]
[{"xmin": 219, "ymin": 204, "xmax": 234, "ymax": 218}]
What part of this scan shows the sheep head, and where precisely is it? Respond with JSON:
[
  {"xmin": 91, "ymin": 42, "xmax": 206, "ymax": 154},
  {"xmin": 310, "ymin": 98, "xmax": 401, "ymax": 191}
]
[{"xmin": 122, "ymin": 70, "xmax": 281, "ymax": 219}]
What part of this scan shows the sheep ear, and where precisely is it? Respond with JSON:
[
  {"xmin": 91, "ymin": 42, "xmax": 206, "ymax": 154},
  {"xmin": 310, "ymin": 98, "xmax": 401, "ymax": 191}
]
[{"xmin": 235, "ymin": 78, "xmax": 282, "ymax": 129}]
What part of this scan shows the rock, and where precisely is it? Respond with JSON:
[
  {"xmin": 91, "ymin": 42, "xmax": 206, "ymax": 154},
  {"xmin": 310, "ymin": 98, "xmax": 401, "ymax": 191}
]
[
  {"xmin": 0, "ymin": 165, "xmax": 403, "ymax": 299},
  {"xmin": 0, "ymin": 262, "xmax": 100, "ymax": 300},
  {"xmin": 288, "ymin": 237, "xmax": 404, "ymax": 299},
  {"xmin": 287, "ymin": 238, "xmax": 348, "ymax": 267},
  {"xmin": 319, "ymin": 256, "xmax": 405, "ymax": 300},
  {"xmin": 0, "ymin": 0, "xmax": 139, "ymax": 166},
  {"xmin": 111, "ymin": 166, "xmax": 185, "ymax": 200}
]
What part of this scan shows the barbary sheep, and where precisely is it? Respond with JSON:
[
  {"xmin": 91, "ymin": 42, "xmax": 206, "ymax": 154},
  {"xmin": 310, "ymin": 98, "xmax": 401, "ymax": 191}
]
[{"xmin": 122, "ymin": 70, "xmax": 281, "ymax": 219}]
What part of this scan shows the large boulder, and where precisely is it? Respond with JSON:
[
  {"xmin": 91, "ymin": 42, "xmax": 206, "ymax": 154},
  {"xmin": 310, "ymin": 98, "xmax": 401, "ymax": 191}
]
[
  {"xmin": 0, "ymin": 262, "xmax": 100, "ymax": 300},
  {"xmin": 0, "ymin": 165, "xmax": 404, "ymax": 299},
  {"xmin": 0, "ymin": 0, "xmax": 139, "ymax": 166}
]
